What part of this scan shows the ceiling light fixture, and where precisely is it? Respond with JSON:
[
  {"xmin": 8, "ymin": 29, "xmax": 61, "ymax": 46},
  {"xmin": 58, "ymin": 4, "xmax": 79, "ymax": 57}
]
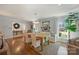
[{"xmin": 58, "ymin": 4, "xmax": 62, "ymax": 6}]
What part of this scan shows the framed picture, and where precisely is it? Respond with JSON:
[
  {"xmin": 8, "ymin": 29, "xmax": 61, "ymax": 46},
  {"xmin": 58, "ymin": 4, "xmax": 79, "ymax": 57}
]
[{"xmin": 41, "ymin": 21, "xmax": 50, "ymax": 32}]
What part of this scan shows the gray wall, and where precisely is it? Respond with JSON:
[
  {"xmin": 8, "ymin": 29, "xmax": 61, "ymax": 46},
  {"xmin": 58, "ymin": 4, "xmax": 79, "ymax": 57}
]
[{"xmin": 0, "ymin": 15, "xmax": 32, "ymax": 39}]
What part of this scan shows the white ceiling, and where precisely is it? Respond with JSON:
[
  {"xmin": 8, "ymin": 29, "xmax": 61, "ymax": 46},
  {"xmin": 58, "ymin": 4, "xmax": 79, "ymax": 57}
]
[{"xmin": 0, "ymin": 4, "xmax": 79, "ymax": 21}]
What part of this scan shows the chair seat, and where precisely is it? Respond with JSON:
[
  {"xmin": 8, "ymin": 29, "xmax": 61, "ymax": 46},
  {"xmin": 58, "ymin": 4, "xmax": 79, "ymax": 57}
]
[{"xmin": 32, "ymin": 40, "xmax": 40, "ymax": 48}]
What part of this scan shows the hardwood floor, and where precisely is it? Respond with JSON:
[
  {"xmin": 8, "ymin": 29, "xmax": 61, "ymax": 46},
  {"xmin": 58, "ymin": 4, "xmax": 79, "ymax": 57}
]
[
  {"xmin": 5, "ymin": 36, "xmax": 41, "ymax": 55},
  {"xmin": 24, "ymin": 43, "xmax": 41, "ymax": 55}
]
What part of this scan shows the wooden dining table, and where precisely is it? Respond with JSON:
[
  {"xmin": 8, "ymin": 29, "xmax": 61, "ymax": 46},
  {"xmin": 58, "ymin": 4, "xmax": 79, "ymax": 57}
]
[{"xmin": 23, "ymin": 33, "xmax": 49, "ymax": 51}]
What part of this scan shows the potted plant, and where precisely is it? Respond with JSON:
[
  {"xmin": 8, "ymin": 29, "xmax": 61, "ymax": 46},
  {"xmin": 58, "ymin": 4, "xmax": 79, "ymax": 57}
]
[{"xmin": 65, "ymin": 12, "xmax": 79, "ymax": 41}]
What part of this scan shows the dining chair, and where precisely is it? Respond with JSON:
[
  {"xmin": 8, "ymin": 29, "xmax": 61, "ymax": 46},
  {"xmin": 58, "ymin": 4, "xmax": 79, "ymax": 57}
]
[{"xmin": 38, "ymin": 32, "xmax": 49, "ymax": 45}]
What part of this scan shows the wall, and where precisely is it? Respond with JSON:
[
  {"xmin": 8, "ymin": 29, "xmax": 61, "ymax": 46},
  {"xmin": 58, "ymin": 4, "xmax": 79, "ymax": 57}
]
[
  {"xmin": 37, "ymin": 17, "xmax": 57, "ymax": 41},
  {"xmin": 55, "ymin": 16, "xmax": 67, "ymax": 42},
  {"xmin": 0, "ymin": 15, "xmax": 32, "ymax": 39},
  {"xmin": 37, "ymin": 16, "xmax": 79, "ymax": 42}
]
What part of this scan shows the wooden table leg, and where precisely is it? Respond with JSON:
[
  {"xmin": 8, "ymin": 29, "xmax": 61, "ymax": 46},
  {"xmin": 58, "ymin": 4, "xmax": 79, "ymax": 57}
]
[
  {"xmin": 40, "ymin": 38, "xmax": 43, "ymax": 51},
  {"xmin": 48, "ymin": 40, "xmax": 49, "ymax": 45}
]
